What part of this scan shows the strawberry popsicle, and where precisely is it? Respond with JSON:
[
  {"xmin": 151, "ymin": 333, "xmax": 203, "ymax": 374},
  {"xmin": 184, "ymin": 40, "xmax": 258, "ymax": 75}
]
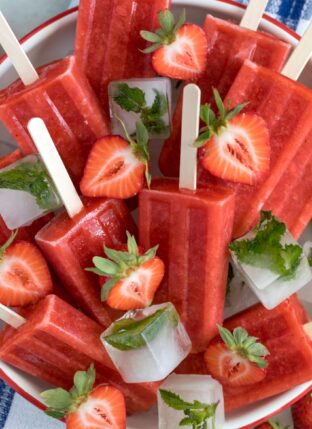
[
  {"xmin": 0, "ymin": 294, "xmax": 159, "ymax": 413},
  {"xmin": 159, "ymin": 14, "xmax": 291, "ymax": 177},
  {"xmin": 0, "ymin": 56, "xmax": 109, "ymax": 184},
  {"xmin": 75, "ymin": 0, "xmax": 171, "ymax": 113},
  {"xmin": 139, "ymin": 85, "xmax": 236, "ymax": 351}
]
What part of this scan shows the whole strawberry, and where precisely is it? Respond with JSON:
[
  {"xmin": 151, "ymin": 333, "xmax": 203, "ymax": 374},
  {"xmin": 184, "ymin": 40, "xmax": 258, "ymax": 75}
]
[
  {"xmin": 204, "ymin": 324, "xmax": 270, "ymax": 387},
  {"xmin": 87, "ymin": 231, "xmax": 165, "ymax": 310},
  {"xmin": 255, "ymin": 419, "xmax": 289, "ymax": 429},
  {"xmin": 292, "ymin": 390, "xmax": 312, "ymax": 429},
  {"xmin": 42, "ymin": 364, "xmax": 126, "ymax": 429},
  {"xmin": 140, "ymin": 9, "xmax": 208, "ymax": 81}
]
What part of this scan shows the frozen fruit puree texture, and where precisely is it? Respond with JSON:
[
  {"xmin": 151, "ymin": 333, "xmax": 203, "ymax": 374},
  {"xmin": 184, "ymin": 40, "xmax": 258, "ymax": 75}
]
[
  {"xmin": 0, "ymin": 295, "xmax": 159, "ymax": 414},
  {"xmin": 0, "ymin": 56, "xmax": 109, "ymax": 184},
  {"xmin": 199, "ymin": 61, "xmax": 312, "ymax": 238},
  {"xmin": 139, "ymin": 178, "xmax": 235, "ymax": 352},
  {"xmin": 176, "ymin": 295, "xmax": 312, "ymax": 411},
  {"xmin": 35, "ymin": 197, "xmax": 136, "ymax": 327},
  {"xmin": 75, "ymin": 0, "xmax": 171, "ymax": 112},
  {"xmin": 159, "ymin": 15, "xmax": 291, "ymax": 177}
]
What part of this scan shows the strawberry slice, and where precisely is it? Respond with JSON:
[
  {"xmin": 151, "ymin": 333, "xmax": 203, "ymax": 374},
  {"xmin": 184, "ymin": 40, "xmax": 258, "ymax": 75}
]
[
  {"xmin": 291, "ymin": 391, "xmax": 312, "ymax": 429},
  {"xmin": 88, "ymin": 232, "xmax": 165, "ymax": 310},
  {"xmin": 204, "ymin": 325, "xmax": 270, "ymax": 387},
  {"xmin": 80, "ymin": 121, "xmax": 150, "ymax": 199},
  {"xmin": 141, "ymin": 9, "xmax": 207, "ymax": 80},
  {"xmin": 42, "ymin": 364, "xmax": 126, "ymax": 429},
  {"xmin": 196, "ymin": 89, "xmax": 270, "ymax": 185},
  {"xmin": 0, "ymin": 231, "xmax": 52, "ymax": 306}
]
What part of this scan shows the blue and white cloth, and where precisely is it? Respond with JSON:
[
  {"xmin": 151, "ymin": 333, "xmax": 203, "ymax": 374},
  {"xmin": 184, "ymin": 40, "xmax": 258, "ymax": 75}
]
[{"xmin": 0, "ymin": 0, "xmax": 311, "ymax": 428}]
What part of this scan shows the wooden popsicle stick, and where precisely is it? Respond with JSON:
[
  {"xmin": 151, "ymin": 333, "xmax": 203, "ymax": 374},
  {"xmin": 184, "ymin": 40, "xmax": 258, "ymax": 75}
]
[
  {"xmin": 27, "ymin": 118, "xmax": 84, "ymax": 219},
  {"xmin": 0, "ymin": 303, "xmax": 25, "ymax": 329},
  {"xmin": 304, "ymin": 322, "xmax": 312, "ymax": 339},
  {"xmin": 0, "ymin": 10, "xmax": 39, "ymax": 86},
  {"xmin": 281, "ymin": 21, "xmax": 312, "ymax": 80},
  {"xmin": 240, "ymin": 0, "xmax": 269, "ymax": 31},
  {"xmin": 179, "ymin": 84, "xmax": 201, "ymax": 192}
]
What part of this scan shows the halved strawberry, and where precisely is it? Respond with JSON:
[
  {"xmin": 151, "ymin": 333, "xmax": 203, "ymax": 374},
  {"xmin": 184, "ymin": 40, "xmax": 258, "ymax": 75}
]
[
  {"xmin": 291, "ymin": 391, "xmax": 312, "ymax": 429},
  {"xmin": 42, "ymin": 364, "xmax": 126, "ymax": 429},
  {"xmin": 0, "ymin": 231, "xmax": 53, "ymax": 306},
  {"xmin": 141, "ymin": 9, "xmax": 207, "ymax": 80},
  {"xmin": 87, "ymin": 232, "xmax": 165, "ymax": 310},
  {"xmin": 255, "ymin": 421, "xmax": 289, "ymax": 429},
  {"xmin": 196, "ymin": 89, "xmax": 270, "ymax": 185},
  {"xmin": 204, "ymin": 325, "xmax": 270, "ymax": 387},
  {"xmin": 80, "ymin": 121, "xmax": 150, "ymax": 199}
]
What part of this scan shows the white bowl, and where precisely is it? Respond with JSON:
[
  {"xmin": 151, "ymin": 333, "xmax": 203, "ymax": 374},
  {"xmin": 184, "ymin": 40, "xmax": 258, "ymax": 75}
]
[{"xmin": 0, "ymin": 2, "xmax": 311, "ymax": 428}]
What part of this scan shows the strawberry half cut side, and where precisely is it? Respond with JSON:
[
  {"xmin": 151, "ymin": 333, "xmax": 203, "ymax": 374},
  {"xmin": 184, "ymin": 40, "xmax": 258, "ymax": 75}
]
[
  {"xmin": 80, "ymin": 120, "xmax": 150, "ymax": 200},
  {"xmin": 42, "ymin": 364, "xmax": 126, "ymax": 429},
  {"xmin": 196, "ymin": 89, "xmax": 270, "ymax": 185},
  {"xmin": 87, "ymin": 232, "xmax": 165, "ymax": 310},
  {"xmin": 204, "ymin": 325, "xmax": 270, "ymax": 387},
  {"xmin": 141, "ymin": 9, "xmax": 208, "ymax": 81},
  {"xmin": 0, "ymin": 231, "xmax": 53, "ymax": 307}
]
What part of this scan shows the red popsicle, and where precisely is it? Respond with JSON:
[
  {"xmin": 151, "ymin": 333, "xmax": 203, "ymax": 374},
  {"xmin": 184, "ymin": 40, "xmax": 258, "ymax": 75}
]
[
  {"xmin": 75, "ymin": 0, "xmax": 171, "ymax": 113},
  {"xmin": 0, "ymin": 294, "xmax": 159, "ymax": 414},
  {"xmin": 139, "ymin": 85, "xmax": 235, "ymax": 351},
  {"xmin": 159, "ymin": 13, "xmax": 291, "ymax": 177}
]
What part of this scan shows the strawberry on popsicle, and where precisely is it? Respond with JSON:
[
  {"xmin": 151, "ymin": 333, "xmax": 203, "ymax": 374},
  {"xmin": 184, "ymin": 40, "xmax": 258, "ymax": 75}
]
[
  {"xmin": 75, "ymin": 0, "xmax": 171, "ymax": 113},
  {"xmin": 139, "ymin": 84, "xmax": 236, "ymax": 352},
  {"xmin": 291, "ymin": 390, "xmax": 312, "ymax": 429},
  {"xmin": 159, "ymin": 0, "xmax": 291, "ymax": 177}
]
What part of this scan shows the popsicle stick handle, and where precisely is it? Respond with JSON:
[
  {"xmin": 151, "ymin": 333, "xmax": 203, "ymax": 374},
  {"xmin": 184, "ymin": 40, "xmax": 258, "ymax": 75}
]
[
  {"xmin": 240, "ymin": 0, "xmax": 269, "ymax": 30},
  {"xmin": 179, "ymin": 84, "xmax": 201, "ymax": 191},
  {"xmin": 304, "ymin": 322, "xmax": 312, "ymax": 339},
  {"xmin": 282, "ymin": 21, "xmax": 312, "ymax": 80},
  {"xmin": 27, "ymin": 118, "xmax": 84, "ymax": 219},
  {"xmin": 0, "ymin": 304, "xmax": 25, "ymax": 329},
  {"xmin": 0, "ymin": 10, "xmax": 39, "ymax": 86}
]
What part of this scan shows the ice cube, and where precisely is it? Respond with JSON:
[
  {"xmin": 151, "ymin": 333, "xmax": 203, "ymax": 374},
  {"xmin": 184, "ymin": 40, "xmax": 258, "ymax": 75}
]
[
  {"xmin": 0, "ymin": 155, "xmax": 61, "ymax": 229},
  {"xmin": 101, "ymin": 303, "xmax": 191, "ymax": 383},
  {"xmin": 108, "ymin": 78, "xmax": 172, "ymax": 139},
  {"xmin": 158, "ymin": 373, "xmax": 225, "ymax": 429},
  {"xmin": 230, "ymin": 230, "xmax": 312, "ymax": 310}
]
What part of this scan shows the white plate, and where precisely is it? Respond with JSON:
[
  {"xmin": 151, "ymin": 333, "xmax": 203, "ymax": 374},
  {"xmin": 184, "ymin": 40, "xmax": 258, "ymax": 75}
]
[{"xmin": 0, "ymin": 2, "xmax": 311, "ymax": 428}]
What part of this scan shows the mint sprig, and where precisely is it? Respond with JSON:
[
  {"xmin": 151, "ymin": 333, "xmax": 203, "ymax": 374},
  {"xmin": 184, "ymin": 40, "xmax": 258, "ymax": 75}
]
[
  {"xmin": 217, "ymin": 324, "xmax": 270, "ymax": 368},
  {"xmin": 114, "ymin": 83, "xmax": 169, "ymax": 135},
  {"xmin": 41, "ymin": 364, "xmax": 96, "ymax": 420},
  {"xmin": 308, "ymin": 248, "xmax": 312, "ymax": 267},
  {"xmin": 140, "ymin": 9, "xmax": 186, "ymax": 53},
  {"xmin": 267, "ymin": 420, "xmax": 289, "ymax": 429},
  {"xmin": 103, "ymin": 305, "xmax": 179, "ymax": 351},
  {"xmin": 0, "ymin": 159, "xmax": 59, "ymax": 210},
  {"xmin": 86, "ymin": 231, "xmax": 159, "ymax": 301},
  {"xmin": 230, "ymin": 211, "xmax": 303, "ymax": 278},
  {"xmin": 160, "ymin": 389, "xmax": 218, "ymax": 429},
  {"xmin": 194, "ymin": 88, "xmax": 248, "ymax": 148}
]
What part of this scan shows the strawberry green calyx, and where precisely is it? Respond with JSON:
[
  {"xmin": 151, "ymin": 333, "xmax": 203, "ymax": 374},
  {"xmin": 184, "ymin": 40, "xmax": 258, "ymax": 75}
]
[
  {"xmin": 267, "ymin": 420, "xmax": 289, "ymax": 429},
  {"xmin": 217, "ymin": 324, "xmax": 270, "ymax": 369},
  {"xmin": 87, "ymin": 231, "xmax": 159, "ymax": 301},
  {"xmin": 116, "ymin": 116, "xmax": 151, "ymax": 187},
  {"xmin": 0, "ymin": 230, "xmax": 18, "ymax": 261},
  {"xmin": 159, "ymin": 389, "xmax": 219, "ymax": 429},
  {"xmin": 194, "ymin": 88, "xmax": 248, "ymax": 148},
  {"xmin": 140, "ymin": 9, "xmax": 186, "ymax": 53},
  {"xmin": 41, "ymin": 364, "xmax": 96, "ymax": 420}
]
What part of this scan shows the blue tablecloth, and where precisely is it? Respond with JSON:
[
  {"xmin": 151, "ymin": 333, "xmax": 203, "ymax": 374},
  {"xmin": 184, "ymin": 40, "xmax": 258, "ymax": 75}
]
[{"xmin": 0, "ymin": 0, "xmax": 311, "ymax": 428}]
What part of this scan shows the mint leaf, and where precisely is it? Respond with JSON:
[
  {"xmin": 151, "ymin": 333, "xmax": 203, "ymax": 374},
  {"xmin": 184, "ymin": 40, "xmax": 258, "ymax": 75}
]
[
  {"xmin": 308, "ymin": 248, "xmax": 312, "ymax": 267},
  {"xmin": 103, "ymin": 306, "xmax": 178, "ymax": 350},
  {"xmin": 230, "ymin": 211, "xmax": 303, "ymax": 278},
  {"xmin": 159, "ymin": 390, "xmax": 193, "ymax": 410},
  {"xmin": 0, "ymin": 159, "xmax": 59, "ymax": 210},
  {"xmin": 73, "ymin": 363, "xmax": 96, "ymax": 396},
  {"xmin": 268, "ymin": 420, "xmax": 289, "ymax": 429},
  {"xmin": 114, "ymin": 83, "xmax": 146, "ymax": 113}
]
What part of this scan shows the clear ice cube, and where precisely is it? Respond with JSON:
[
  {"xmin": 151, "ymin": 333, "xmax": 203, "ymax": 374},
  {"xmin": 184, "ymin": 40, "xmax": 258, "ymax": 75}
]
[
  {"xmin": 0, "ymin": 155, "xmax": 61, "ymax": 229},
  {"xmin": 158, "ymin": 373, "xmax": 225, "ymax": 429},
  {"xmin": 230, "ymin": 230, "xmax": 312, "ymax": 309},
  {"xmin": 108, "ymin": 78, "xmax": 172, "ymax": 139},
  {"xmin": 101, "ymin": 303, "xmax": 192, "ymax": 383}
]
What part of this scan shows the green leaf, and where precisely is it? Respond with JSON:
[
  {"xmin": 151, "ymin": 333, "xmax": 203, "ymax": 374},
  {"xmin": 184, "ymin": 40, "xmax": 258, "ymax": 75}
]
[
  {"xmin": 268, "ymin": 419, "xmax": 289, "ymax": 429},
  {"xmin": 217, "ymin": 325, "xmax": 236, "ymax": 349},
  {"xmin": 140, "ymin": 31, "xmax": 162, "ymax": 43},
  {"xmin": 194, "ymin": 130, "xmax": 212, "ymax": 147},
  {"xmin": 173, "ymin": 8, "xmax": 186, "ymax": 33},
  {"xmin": 159, "ymin": 389, "xmax": 193, "ymax": 410},
  {"xmin": 85, "ymin": 267, "xmax": 107, "ymax": 276},
  {"xmin": 308, "ymin": 248, "xmax": 312, "ymax": 267},
  {"xmin": 213, "ymin": 88, "xmax": 225, "ymax": 120},
  {"xmin": 233, "ymin": 327, "xmax": 249, "ymax": 345},
  {"xmin": 151, "ymin": 90, "xmax": 168, "ymax": 116},
  {"xmin": 45, "ymin": 409, "xmax": 65, "ymax": 419},
  {"xmin": 101, "ymin": 278, "xmax": 118, "ymax": 301},
  {"xmin": 0, "ymin": 159, "xmax": 60, "ymax": 211},
  {"xmin": 225, "ymin": 101, "xmax": 249, "ymax": 120},
  {"xmin": 41, "ymin": 388, "xmax": 73, "ymax": 411},
  {"xmin": 200, "ymin": 104, "xmax": 211, "ymax": 126},
  {"xmin": 159, "ymin": 10, "xmax": 175, "ymax": 34},
  {"xmin": 136, "ymin": 120, "xmax": 149, "ymax": 150},
  {"xmin": 127, "ymin": 231, "xmax": 139, "ymax": 256},
  {"xmin": 0, "ymin": 230, "xmax": 18, "ymax": 257},
  {"xmin": 103, "ymin": 306, "xmax": 178, "ymax": 350},
  {"xmin": 114, "ymin": 83, "xmax": 146, "ymax": 113},
  {"xmin": 92, "ymin": 256, "xmax": 119, "ymax": 276},
  {"xmin": 139, "ymin": 245, "xmax": 158, "ymax": 264},
  {"xmin": 230, "ymin": 211, "xmax": 303, "ymax": 278},
  {"xmin": 141, "ymin": 43, "xmax": 162, "ymax": 54},
  {"xmin": 73, "ymin": 363, "xmax": 96, "ymax": 396}
]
